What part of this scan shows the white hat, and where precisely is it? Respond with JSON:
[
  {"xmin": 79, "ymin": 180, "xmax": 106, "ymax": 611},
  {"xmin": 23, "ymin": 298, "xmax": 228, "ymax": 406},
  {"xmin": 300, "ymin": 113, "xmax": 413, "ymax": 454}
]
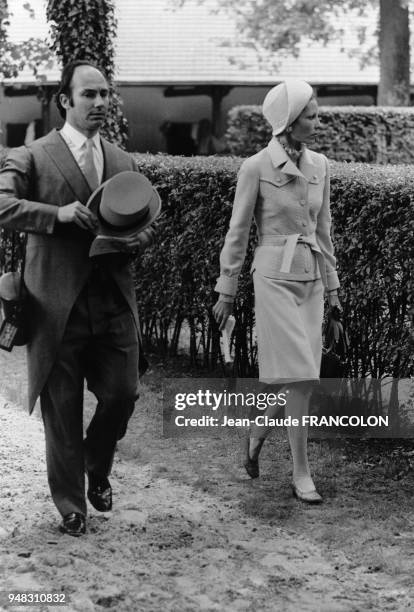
[{"xmin": 262, "ymin": 79, "xmax": 313, "ymax": 136}]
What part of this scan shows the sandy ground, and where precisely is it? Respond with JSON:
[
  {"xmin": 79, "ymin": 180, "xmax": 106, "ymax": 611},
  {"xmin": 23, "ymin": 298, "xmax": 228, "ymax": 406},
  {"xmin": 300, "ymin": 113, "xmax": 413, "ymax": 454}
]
[{"xmin": 1, "ymin": 349, "xmax": 414, "ymax": 612}]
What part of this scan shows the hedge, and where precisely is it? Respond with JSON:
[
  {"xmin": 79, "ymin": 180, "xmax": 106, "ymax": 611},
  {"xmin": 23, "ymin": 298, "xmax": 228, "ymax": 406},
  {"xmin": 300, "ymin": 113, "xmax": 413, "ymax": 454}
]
[
  {"xmin": 128, "ymin": 154, "xmax": 414, "ymax": 380},
  {"xmin": 225, "ymin": 106, "xmax": 414, "ymax": 164},
  {"xmin": 1, "ymin": 154, "xmax": 413, "ymax": 381}
]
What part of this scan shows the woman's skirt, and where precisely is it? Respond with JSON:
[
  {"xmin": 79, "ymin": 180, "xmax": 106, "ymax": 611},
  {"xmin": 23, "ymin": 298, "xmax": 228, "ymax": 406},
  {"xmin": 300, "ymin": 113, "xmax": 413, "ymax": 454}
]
[{"xmin": 253, "ymin": 272, "xmax": 324, "ymax": 383}]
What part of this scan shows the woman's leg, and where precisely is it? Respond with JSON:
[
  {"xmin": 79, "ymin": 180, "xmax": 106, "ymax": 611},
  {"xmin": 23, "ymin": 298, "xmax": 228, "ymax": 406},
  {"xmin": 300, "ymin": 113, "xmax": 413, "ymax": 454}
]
[
  {"xmin": 247, "ymin": 385, "xmax": 284, "ymax": 456},
  {"xmin": 285, "ymin": 380, "xmax": 318, "ymax": 493}
]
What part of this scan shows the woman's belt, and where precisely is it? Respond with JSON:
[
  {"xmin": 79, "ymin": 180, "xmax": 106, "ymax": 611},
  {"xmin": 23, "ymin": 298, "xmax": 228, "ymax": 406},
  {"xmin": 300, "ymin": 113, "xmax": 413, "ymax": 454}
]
[{"xmin": 257, "ymin": 233, "xmax": 327, "ymax": 286}]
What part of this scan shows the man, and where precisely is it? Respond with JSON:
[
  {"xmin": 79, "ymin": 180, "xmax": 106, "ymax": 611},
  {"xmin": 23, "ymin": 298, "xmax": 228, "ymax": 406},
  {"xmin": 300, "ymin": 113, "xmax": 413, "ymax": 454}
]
[{"xmin": 0, "ymin": 61, "xmax": 157, "ymax": 536}]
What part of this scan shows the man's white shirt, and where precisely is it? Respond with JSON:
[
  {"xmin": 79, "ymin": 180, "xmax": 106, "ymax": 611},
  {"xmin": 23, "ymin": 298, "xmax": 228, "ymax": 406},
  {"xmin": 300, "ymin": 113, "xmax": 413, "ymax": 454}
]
[{"xmin": 59, "ymin": 122, "xmax": 104, "ymax": 184}]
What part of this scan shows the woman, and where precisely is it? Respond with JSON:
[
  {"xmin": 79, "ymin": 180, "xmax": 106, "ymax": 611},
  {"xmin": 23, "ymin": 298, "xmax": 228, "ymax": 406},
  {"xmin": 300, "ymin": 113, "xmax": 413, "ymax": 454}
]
[{"xmin": 213, "ymin": 79, "xmax": 341, "ymax": 503}]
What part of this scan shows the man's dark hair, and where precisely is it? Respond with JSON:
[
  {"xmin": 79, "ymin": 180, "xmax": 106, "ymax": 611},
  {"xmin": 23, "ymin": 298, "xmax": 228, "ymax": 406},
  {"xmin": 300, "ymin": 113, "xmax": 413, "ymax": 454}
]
[{"xmin": 55, "ymin": 60, "xmax": 108, "ymax": 118}]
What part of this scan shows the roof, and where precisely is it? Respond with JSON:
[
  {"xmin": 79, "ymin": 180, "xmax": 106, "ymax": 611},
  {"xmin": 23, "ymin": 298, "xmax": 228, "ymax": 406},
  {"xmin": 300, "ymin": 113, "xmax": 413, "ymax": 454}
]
[{"xmin": 5, "ymin": 0, "xmax": 380, "ymax": 86}]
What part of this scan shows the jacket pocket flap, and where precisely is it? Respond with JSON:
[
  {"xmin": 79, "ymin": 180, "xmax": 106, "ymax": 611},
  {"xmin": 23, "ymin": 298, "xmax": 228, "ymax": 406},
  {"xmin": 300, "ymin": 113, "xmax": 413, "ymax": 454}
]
[
  {"xmin": 251, "ymin": 245, "xmax": 285, "ymax": 278},
  {"xmin": 259, "ymin": 174, "xmax": 294, "ymax": 188}
]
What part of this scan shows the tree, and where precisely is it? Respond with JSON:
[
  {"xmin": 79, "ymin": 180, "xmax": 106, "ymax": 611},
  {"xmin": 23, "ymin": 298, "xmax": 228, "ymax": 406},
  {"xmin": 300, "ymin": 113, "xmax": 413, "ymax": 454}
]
[
  {"xmin": 47, "ymin": 0, "xmax": 128, "ymax": 146},
  {"xmin": 176, "ymin": 0, "xmax": 411, "ymax": 106},
  {"xmin": 0, "ymin": 0, "xmax": 52, "ymax": 79},
  {"xmin": 378, "ymin": 0, "xmax": 410, "ymax": 104}
]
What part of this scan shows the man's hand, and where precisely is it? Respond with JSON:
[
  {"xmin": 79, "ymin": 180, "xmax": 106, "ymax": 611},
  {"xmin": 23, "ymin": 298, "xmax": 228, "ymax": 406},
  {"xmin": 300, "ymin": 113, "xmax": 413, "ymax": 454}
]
[
  {"xmin": 57, "ymin": 201, "xmax": 98, "ymax": 232},
  {"xmin": 95, "ymin": 233, "xmax": 144, "ymax": 253},
  {"xmin": 213, "ymin": 299, "xmax": 233, "ymax": 331}
]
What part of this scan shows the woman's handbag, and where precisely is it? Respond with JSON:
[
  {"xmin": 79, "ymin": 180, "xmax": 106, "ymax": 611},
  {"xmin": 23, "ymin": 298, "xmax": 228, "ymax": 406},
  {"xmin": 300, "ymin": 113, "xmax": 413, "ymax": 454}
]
[
  {"xmin": 320, "ymin": 306, "xmax": 349, "ymax": 379},
  {"xmin": 0, "ymin": 233, "xmax": 29, "ymax": 351}
]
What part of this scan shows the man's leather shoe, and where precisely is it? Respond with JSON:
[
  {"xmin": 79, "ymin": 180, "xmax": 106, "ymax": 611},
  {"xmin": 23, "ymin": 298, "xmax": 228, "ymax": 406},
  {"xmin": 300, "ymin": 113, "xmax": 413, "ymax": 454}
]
[
  {"xmin": 87, "ymin": 474, "xmax": 112, "ymax": 512},
  {"xmin": 59, "ymin": 512, "xmax": 86, "ymax": 537}
]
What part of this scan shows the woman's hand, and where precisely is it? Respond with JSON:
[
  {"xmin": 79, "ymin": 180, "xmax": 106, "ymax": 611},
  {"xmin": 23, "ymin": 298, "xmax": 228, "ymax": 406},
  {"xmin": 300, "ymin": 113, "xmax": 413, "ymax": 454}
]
[
  {"xmin": 213, "ymin": 299, "xmax": 233, "ymax": 331},
  {"xmin": 327, "ymin": 291, "xmax": 342, "ymax": 314}
]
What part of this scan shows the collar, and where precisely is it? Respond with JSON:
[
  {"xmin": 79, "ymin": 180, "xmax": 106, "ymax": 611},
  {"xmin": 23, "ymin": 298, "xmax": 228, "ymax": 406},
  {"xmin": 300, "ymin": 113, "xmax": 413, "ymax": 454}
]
[
  {"xmin": 266, "ymin": 138, "xmax": 316, "ymax": 180},
  {"xmin": 60, "ymin": 122, "xmax": 101, "ymax": 148}
]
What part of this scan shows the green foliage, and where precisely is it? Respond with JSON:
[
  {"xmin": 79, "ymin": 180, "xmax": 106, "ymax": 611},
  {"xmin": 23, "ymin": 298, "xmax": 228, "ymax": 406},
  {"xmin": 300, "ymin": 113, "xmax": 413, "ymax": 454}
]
[
  {"xmin": 0, "ymin": 1, "xmax": 52, "ymax": 78},
  {"xmin": 131, "ymin": 154, "xmax": 246, "ymax": 371},
  {"xmin": 130, "ymin": 154, "xmax": 414, "ymax": 379},
  {"xmin": 175, "ymin": 0, "xmax": 377, "ymax": 63},
  {"xmin": 329, "ymin": 161, "xmax": 414, "ymax": 379},
  {"xmin": 2, "ymin": 153, "xmax": 412, "ymax": 379},
  {"xmin": 175, "ymin": 0, "xmax": 410, "ymax": 105},
  {"xmin": 226, "ymin": 105, "xmax": 414, "ymax": 164},
  {"xmin": 47, "ymin": 0, "xmax": 128, "ymax": 147}
]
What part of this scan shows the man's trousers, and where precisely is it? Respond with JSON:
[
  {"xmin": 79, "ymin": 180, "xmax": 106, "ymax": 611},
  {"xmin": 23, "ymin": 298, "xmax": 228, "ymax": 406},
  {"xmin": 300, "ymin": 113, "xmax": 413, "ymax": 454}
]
[{"xmin": 40, "ymin": 269, "xmax": 139, "ymax": 517}]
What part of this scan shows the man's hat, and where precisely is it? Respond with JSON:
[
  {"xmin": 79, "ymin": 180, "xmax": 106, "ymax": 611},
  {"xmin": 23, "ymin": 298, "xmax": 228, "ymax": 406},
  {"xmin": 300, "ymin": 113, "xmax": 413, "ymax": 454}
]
[
  {"xmin": 86, "ymin": 171, "xmax": 161, "ymax": 256},
  {"xmin": 87, "ymin": 170, "xmax": 161, "ymax": 236}
]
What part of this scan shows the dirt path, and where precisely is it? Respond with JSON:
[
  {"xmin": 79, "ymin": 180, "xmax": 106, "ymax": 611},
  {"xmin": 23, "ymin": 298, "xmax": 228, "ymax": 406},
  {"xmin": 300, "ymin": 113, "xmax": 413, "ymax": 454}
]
[{"xmin": 1, "ymin": 351, "xmax": 413, "ymax": 611}]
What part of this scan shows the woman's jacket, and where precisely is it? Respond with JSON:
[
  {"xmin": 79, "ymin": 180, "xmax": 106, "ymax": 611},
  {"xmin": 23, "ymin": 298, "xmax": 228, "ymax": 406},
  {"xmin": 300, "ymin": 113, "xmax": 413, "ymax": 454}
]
[{"xmin": 215, "ymin": 138, "xmax": 340, "ymax": 298}]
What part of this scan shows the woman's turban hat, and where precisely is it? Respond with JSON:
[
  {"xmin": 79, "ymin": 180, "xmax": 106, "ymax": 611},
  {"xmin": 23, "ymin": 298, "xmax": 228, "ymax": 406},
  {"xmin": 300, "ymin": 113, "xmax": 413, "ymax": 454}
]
[{"xmin": 262, "ymin": 79, "xmax": 313, "ymax": 136}]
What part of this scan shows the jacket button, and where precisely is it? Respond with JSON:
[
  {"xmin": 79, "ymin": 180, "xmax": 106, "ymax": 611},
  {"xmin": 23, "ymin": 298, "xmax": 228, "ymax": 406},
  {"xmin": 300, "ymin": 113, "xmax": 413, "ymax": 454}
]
[
  {"xmin": 300, "ymin": 199, "xmax": 305, "ymax": 206},
  {"xmin": 312, "ymin": 175, "xmax": 317, "ymax": 180}
]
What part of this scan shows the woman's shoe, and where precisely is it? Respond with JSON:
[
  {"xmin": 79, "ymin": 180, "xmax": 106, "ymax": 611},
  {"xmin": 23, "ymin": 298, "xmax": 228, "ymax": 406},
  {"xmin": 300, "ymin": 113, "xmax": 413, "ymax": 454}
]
[
  {"xmin": 244, "ymin": 436, "xmax": 265, "ymax": 479},
  {"xmin": 292, "ymin": 483, "xmax": 323, "ymax": 504}
]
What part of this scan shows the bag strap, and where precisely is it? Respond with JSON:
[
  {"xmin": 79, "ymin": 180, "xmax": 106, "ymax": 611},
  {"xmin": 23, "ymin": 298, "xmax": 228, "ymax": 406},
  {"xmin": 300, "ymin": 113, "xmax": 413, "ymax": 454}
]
[
  {"xmin": 10, "ymin": 231, "xmax": 16, "ymax": 272},
  {"xmin": 18, "ymin": 234, "xmax": 27, "ymax": 300}
]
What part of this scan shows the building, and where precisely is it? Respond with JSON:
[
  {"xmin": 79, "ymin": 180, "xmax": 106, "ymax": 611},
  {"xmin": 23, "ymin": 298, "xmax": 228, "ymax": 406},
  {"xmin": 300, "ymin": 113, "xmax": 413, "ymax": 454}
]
[{"xmin": 2, "ymin": 0, "xmax": 382, "ymax": 153}]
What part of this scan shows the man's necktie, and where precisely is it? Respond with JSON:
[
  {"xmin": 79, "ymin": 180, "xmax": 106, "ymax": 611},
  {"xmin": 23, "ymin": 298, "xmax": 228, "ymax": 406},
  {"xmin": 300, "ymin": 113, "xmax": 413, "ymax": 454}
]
[{"xmin": 82, "ymin": 138, "xmax": 99, "ymax": 192}]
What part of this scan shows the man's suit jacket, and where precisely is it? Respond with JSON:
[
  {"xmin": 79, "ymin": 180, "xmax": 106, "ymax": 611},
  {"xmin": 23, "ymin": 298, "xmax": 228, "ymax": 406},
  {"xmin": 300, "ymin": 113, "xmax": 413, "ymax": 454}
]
[{"xmin": 0, "ymin": 129, "xmax": 141, "ymax": 413}]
